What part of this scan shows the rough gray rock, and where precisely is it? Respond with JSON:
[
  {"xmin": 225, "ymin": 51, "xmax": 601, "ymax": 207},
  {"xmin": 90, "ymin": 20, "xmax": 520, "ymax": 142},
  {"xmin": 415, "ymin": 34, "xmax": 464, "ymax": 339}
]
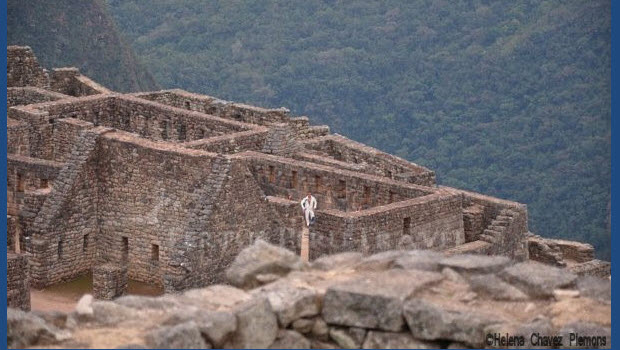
[
  {"xmin": 311, "ymin": 339, "xmax": 340, "ymax": 349},
  {"xmin": 226, "ymin": 296, "xmax": 279, "ymax": 349},
  {"xmin": 146, "ymin": 321, "xmax": 210, "ymax": 349},
  {"xmin": 362, "ymin": 330, "xmax": 439, "ymax": 349},
  {"xmin": 8, "ymin": 308, "xmax": 68, "ymax": 349},
  {"xmin": 269, "ymin": 329, "xmax": 311, "ymax": 349},
  {"xmin": 329, "ymin": 327, "xmax": 367, "ymax": 349},
  {"xmin": 403, "ymin": 299, "xmax": 501, "ymax": 347},
  {"xmin": 500, "ymin": 261, "xmax": 578, "ymax": 298},
  {"xmin": 311, "ymin": 317, "xmax": 330, "ymax": 341},
  {"xmin": 355, "ymin": 250, "xmax": 406, "ymax": 271},
  {"xmin": 291, "ymin": 318, "xmax": 315, "ymax": 334},
  {"xmin": 439, "ymin": 254, "xmax": 511, "ymax": 274},
  {"xmin": 31, "ymin": 310, "xmax": 68, "ymax": 329},
  {"xmin": 393, "ymin": 250, "xmax": 443, "ymax": 272},
  {"xmin": 329, "ymin": 328, "xmax": 358, "ymax": 349},
  {"xmin": 576, "ymin": 276, "xmax": 611, "ymax": 303},
  {"xmin": 252, "ymin": 280, "xmax": 320, "ymax": 327},
  {"xmin": 226, "ymin": 239, "xmax": 305, "ymax": 289},
  {"xmin": 468, "ymin": 274, "xmax": 529, "ymax": 300},
  {"xmin": 115, "ymin": 295, "xmax": 179, "ymax": 310},
  {"xmin": 91, "ymin": 301, "xmax": 138, "ymax": 326},
  {"xmin": 322, "ymin": 269, "xmax": 443, "ymax": 331},
  {"xmin": 162, "ymin": 310, "xmax": 236, "ymax": 347},
  {"xmin": 312, "ymin": 252, "xmax": 363, "ymax": 271}
]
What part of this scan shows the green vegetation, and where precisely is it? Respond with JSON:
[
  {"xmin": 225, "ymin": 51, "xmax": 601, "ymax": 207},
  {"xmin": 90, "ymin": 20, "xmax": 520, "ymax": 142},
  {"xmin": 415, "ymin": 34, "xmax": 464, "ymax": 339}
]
[{"xmin": 8, "ymin": 0, "xmax": 158, "ymax": 92}]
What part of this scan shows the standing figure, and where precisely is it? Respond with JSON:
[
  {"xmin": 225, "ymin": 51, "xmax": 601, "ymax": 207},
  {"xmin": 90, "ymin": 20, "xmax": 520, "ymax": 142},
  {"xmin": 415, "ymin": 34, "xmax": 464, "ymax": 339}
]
[{"xmin": 300, "ymin": 192, "xmax": 318, "ymax": 226}]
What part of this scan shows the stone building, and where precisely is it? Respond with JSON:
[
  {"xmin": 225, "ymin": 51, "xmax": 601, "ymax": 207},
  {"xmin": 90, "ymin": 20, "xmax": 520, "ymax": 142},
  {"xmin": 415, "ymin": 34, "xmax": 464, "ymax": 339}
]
[{"xmin": 6, "ymin": 46, "xmax": 608, "ymax": 295}]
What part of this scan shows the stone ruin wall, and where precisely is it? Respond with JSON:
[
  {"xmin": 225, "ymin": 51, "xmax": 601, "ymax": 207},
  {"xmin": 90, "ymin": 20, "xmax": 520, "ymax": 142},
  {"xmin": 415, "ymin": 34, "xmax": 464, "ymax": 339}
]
[
  {"xmin": 6, "ymin": 46, "xmax": 608, "ymax": 299},
  {"xmin": 8, "ymin": 46, "xmax": 108, "ymax": 97},
  {"xmin": 7, "ymin": 46, "xmax": 49, "ymax": 89},
  {"xmin": 7, "ymin": 253, "xmax": 30, "ymax": 311},
  {"xmin": 301, "ymin": 135, "xmax": 436, "ymax": 187},
  {"xmin": 8, "ymin": 87, "xmax": 69, "ymax": 107}
]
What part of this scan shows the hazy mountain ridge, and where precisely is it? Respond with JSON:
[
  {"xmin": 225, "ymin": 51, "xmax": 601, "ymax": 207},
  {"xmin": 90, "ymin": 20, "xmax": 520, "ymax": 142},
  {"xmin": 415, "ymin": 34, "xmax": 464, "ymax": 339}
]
[{"xmin": 8, "ymin": 0, "xmax": 159, "ymax": 92}]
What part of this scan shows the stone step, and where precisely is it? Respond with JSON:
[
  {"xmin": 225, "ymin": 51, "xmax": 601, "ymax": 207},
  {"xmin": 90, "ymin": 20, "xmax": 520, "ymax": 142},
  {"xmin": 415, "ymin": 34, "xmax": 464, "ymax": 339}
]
[
  {"xmin": 491, "ymin": 220, "xmax": 509, "ymax": 227},
  {"xmin": 487, "ymin": 225, "xmax": 505, "ymax": 232},
  {"xmin": 495, "ymin": 215, "xmax": 513, "ymax": 222}
]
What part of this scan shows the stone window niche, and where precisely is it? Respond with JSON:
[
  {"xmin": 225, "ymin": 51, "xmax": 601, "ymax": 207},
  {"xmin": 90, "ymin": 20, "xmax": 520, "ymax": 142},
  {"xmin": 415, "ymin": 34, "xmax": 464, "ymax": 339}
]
[
  {"xmin": 269, "ymin": 166, "xmax": 276, "ymax": 183},
  {"xmin": 363, "ymin": 185, "xmax": 371, "ymax": 204},
  {"xmin": 315, "ymin": 175, "xmax": 322, "ymax": 192},
  {"xmin": 291, "ymin": 171, "xmax": 298, "ymax": 189},
  {"xmin": 184, "ymin": 101, "xmax": 191, "ymax": 110},
  {"xmin": 16, "ymin": 173, "xmax": 24, "ymax": 192},
  {"xmin": 58, "ymin": 240, "xmax": 63, "ymax": 260},
  {"xmin": 151, "ymin": 244, "xmax": 160, "ymax": 262},
  {"xmin": 160, "ymin": 120, "xmax": 169, "ymax": 140},
  {"xmin": 40, "ymin": 178, "xmax": 49, "ymax": 189},
  {"xmin": 122, "ymin": 237, "xmax": 129, "ymax": 262},
  {"xmin": 337, "ymin": 180, "xmax": 346, "ymax": 199},
  {"xmin": 83, "ymin": 234, "xmax": 89, "ymax": 252},
  {"xmin": 403, "ymin": 217, "xmax": 411, "ymax": 235}
]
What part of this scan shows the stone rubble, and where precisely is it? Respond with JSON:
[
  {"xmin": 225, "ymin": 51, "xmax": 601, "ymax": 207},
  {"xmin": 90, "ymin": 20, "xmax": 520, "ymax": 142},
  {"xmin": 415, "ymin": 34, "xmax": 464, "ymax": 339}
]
[{"xmin": 7, "ymin": 240, "xmax": 611, "ymax": 349}]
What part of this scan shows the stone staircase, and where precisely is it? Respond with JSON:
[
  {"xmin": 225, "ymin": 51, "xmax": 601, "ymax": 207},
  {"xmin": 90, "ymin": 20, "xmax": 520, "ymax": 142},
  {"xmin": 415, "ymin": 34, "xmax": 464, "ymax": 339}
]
[{"xmin": 479, "ymin": 209, "xmax": 516, "ymax": 244}]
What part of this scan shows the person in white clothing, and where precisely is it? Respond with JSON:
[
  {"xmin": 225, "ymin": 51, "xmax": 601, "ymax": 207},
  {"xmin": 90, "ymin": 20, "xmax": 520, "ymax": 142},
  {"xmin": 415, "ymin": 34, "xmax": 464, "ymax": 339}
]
[{"xmin": 300, "ymin": 192, "xmax": 318, "ymax": 226}]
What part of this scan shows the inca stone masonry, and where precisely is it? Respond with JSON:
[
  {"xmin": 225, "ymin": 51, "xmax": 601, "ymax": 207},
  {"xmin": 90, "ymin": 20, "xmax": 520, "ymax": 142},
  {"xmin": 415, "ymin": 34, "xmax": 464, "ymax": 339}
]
[{"xmin": 6, "ymin": 46, "xmax": 610, "ymax": 307}]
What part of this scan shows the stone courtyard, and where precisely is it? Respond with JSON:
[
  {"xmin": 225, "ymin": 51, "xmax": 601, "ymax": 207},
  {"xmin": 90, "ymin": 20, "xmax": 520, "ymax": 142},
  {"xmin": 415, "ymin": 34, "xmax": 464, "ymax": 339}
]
[{"xmin": 6, "ymin": 45, "xmax": 610, "ymax": 313}]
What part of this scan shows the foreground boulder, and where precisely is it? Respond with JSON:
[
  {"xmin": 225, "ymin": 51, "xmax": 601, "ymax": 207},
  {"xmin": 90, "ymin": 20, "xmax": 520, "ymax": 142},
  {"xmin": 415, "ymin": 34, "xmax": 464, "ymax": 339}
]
[
  {"xmin": 226, "ymin": 239, "xmax": 306, "ymax": 289},
  {"xmin": 9, "ymin": 241, "xmax": 611, "ymax": 349}
]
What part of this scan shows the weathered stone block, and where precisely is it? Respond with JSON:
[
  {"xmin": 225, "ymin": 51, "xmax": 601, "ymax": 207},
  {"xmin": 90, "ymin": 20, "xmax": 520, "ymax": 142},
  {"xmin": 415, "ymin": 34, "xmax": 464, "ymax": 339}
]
[
  {"xmin": 500, "ymin": 261, "xmax": 577, "ymax": 298},
  {"xmin": 322, "ymin": 269, "xmax": 443, "ymax": 331}
]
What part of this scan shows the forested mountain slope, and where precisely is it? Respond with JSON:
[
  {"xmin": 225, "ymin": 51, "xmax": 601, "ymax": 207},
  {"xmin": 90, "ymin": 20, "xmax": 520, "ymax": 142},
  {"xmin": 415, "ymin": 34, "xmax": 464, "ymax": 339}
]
[
  {"xmin": 107, "ymin": 0, "xmax": 609, "ymax": 259},
  {"xmin": 8, "ymin": 0, "xmax": 158, "ymax": 92}
]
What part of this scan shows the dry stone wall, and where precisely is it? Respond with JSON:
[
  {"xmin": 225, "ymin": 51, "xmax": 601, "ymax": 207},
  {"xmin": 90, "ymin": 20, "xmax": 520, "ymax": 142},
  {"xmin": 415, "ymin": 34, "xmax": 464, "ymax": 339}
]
[
  {"xmin": 7, "ymin": 253, "xmax": 30, "ymax": 311},
  {"xmin": 93, "ymin": 264, "xmax": 128, "ymax": 300},
  {"xmin": 302, "ymin": 135, "xmax": 436, "ymax": 186},
  {"xmin": 7, "ymin": 46, "xmax": 49, "ymax": 88},
  {"xmin": 96, "ymin": 132, "xmax": 217, "ymax": 288},
  {"xmin": 8, "ymin": 87, "xmax": 69, "ymax": 107},
  {"xmin": 50, "ymin": 68, "xmax": 111, "ymax": 96}
]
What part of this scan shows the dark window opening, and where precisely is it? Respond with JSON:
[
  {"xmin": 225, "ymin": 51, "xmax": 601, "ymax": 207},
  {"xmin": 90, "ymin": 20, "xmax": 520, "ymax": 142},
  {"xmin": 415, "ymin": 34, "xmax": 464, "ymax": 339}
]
[
  {"xmin": 403, "ymin": 217, "xmax": 411, "ymax": 235},
  {"xmin": 337, "ymin": 179, "xmax": 346, "ymax": 199},
  {"xmin": 122, "ymin": 236, "xmax": 129, "ymax": 261},
  {"xmin": 185, "ymin": 101, "xmax": 191, "ymax": 110},
  {"xmin": 40, "ymin": 178, "xmax": 49, "ymax": 189},
  {"xmin": 291, "ymin": 171, "xmax": 298, "ymax": 189},
  {"xmin": 83, "ymin": 234, "xmax": 89, "ymax": 252},
  {"xmin": 160, "ymin": 120, "xmax": 169, "ymax": 140},
  {"xmin": 58, "ymin": 240, "xmax": 63, "ymax": 260},
  {"xmin": 269, "ymin": 166, "xmax": 276, "ymax": 183},
  {"xmin": 389, "ymin": 191, "xmax": 396, "ymax": 203},
  {"xmin": 151, "ymin": 244, "xmax": 160, "ymax": 262},
  {"xmin": 197, "ymin": 129, "xmax": 205, "ymax": 139},
  {"xmin": 363, "ymin": 185, "xmax": 371, "ymax": 204},
  {"xmin": 177, "ymin": 123, "xmax": 187, "ymax": 141},
  {"xmin": 386, "ymin": 170, "xmax": 393, "ymax": 179},
  {"xmin": 315, "ymin": 175, "xmax": 322, "ymax": 192},
  {"xmin": 17, "ymin": 174, "xmax": 24, "ymax": 192}
]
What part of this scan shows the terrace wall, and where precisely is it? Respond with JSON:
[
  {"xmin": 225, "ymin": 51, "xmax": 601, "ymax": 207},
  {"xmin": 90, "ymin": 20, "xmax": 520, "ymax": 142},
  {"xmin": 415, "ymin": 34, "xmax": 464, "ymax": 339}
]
[
  {"xmin": 309, "ymin": 191, "xmax": 464, "ymax": 259},
  {"xmin": 302, "ymin": 135, "xmax": 436, "ymax": 186},
  {"xmin": 8, "ymin": 87, "xmax": 69, "ymax": 107},
  {"xmin": 242, "ymin": 152, "xmax": 431, "ymax": 212}
]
